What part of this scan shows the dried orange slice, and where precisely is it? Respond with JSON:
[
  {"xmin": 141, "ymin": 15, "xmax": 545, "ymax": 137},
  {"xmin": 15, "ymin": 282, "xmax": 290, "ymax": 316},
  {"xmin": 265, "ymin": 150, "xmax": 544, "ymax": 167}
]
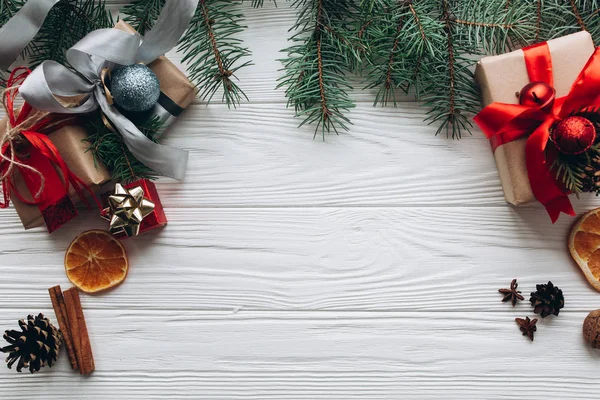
[
  {"xmin": 65, "ymin": 230, "xmax": 128, "ymax": 293},
  {"xmin": 569, "ymin": 208, "xmax": 600, "ymax": 291}
]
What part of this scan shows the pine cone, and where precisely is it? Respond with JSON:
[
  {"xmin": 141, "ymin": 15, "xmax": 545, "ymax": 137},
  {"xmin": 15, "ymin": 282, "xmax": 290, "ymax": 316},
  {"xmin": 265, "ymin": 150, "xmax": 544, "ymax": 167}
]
[
  {"xmin": 530, "ymin": 281, "xmax": 564, "ymax": 318},
  {"xmin": 582, "ymin": 155, "xmax": 600, "ymax": 193},
  {"xmin": 1, "ymin": 314, "xmax": 61, "ymax": 373}
]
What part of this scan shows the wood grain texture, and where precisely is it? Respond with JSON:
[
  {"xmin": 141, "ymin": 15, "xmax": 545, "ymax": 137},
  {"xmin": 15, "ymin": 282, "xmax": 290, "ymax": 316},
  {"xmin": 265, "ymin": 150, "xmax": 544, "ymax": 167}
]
[
  {"xmin": 0, "ymin": 207, "xmax": 597, "ymax": 312},
  {"xmin": 0, "ymin": 310, "xmax": 599, "ymax": 399},
  {"xmin": 1, "ymin": 3, "xmax": 599, "ymax": 399},
  {"xmin": 154, "ymin": 103, "xmax": 511, "ymax": 207}
]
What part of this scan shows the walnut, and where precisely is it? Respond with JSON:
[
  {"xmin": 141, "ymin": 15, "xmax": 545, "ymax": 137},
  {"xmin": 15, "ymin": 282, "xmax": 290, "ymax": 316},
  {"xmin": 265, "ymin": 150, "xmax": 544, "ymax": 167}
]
[{"xmin": 583, "ymin": 309, "xmax": 600, "ymax": 348}]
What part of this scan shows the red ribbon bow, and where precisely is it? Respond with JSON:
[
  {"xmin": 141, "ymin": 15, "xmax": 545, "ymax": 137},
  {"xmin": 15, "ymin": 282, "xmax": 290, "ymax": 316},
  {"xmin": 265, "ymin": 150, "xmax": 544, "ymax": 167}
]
[
  {"xmin": 0, "ymin": 68, "xmax": 100, "ymax": 232},
  {"xmin": 474, "ymin": 42, "xmax": 600, "ymax": 223}
]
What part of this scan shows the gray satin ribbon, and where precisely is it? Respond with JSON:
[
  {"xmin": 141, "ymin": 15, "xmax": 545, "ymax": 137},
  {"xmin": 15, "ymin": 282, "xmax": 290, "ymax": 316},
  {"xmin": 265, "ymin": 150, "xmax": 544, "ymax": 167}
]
[
  {"xmin": 9, "ymin": 0, "xmax": 199, "ymax": 180},
  {"xmin": 0, "ymin": 0, "xmax": 59, "ymax": 70}
]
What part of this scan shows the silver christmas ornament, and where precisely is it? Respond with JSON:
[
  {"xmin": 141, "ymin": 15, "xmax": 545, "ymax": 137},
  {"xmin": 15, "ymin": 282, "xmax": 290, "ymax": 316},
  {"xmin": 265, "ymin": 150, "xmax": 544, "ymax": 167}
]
[{"xmin": 110, "ymin": 64, "xmax": 161, "ymax": 113}]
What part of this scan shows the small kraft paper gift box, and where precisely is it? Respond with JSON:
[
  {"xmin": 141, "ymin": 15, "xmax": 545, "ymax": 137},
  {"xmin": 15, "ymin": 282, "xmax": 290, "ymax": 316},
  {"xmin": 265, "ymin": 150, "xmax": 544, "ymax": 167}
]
[
  {"xmin": 113, "ymin": 21, "xmax": 197, "ymax": 135},
  {"xmin": 474, "ymin": 31, "xmax": 596, "ymax": 207},
  {"xmin": 0, "ymin": 120, "xmax": 112, "ymax": 232}
]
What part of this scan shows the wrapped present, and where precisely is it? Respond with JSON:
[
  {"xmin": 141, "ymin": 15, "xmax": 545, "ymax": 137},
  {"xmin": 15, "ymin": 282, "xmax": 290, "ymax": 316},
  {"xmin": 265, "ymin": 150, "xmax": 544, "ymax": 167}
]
[
  {"xmin": 0, "ymin": 70, "xmax": 111, "ymax": 232},
  {"xmin": 2, "ymin": 1, "xmax": 199, "ymax": 180},
  {"xmin": 113, "ymin": 21, "xmax": 197, "ymax": 136},
  {"xmin": 101, "ymin": 179, "xmax": 167, "ymax": 239},
  {"xmin": 474, "ymin": 31, "xmax": 600, "ymax": 222}
]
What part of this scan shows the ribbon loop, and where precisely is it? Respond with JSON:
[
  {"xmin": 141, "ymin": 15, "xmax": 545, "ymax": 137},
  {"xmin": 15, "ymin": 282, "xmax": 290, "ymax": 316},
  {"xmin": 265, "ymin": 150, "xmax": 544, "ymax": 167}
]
[
  {"xmin": 136, "ymin": 0, "xmax": 199, "ymax": 64},
  {"xmin": 20, "ymin": 61, "xmax": 97, "ymax": 114}
]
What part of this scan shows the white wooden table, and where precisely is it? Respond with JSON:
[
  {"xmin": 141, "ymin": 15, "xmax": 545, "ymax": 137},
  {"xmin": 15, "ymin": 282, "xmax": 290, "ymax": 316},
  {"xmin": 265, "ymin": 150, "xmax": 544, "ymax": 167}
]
[{"xmin": 2, "ymin": 3, "xmax": 600, "ymax": 399}]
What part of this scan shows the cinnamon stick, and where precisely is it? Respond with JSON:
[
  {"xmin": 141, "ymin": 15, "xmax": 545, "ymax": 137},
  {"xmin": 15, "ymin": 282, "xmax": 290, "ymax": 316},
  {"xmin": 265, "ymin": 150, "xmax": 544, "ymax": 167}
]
[
  {"xmin": 48, "ymin": 285, "xmax": 78, "ymax": 370},
  {"xmin": 63, "ymin": 288, "xmax": 95, "ymax": 374}
]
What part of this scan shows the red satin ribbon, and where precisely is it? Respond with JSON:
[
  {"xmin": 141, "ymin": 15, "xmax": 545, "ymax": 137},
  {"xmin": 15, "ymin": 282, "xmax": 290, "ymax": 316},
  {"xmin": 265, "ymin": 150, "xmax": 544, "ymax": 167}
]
[
  {"xmin": 523, "ymin": 42, "xmax": 554, "ymax": 86},
  {"xmin": 474, "ymin": 43, "xmax": 600, "ymax": 223},
  {"xmin": 0, "ymin": 68, "xmax": 100, "ymax": 232}
]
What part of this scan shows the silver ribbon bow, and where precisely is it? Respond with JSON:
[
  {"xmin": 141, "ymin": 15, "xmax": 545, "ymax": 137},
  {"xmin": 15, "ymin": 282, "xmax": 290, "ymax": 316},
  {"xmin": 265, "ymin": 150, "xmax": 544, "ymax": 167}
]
[{"xmin": 1, "ymin": 0, "xmax": 199, "ymax": 180}]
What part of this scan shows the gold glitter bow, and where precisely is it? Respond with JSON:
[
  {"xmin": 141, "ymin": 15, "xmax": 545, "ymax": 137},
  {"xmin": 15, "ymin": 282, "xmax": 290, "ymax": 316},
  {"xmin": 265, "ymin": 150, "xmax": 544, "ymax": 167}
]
[{"xmin": 102, "ymin": 183, "xmax": 155, "ymax": 237}]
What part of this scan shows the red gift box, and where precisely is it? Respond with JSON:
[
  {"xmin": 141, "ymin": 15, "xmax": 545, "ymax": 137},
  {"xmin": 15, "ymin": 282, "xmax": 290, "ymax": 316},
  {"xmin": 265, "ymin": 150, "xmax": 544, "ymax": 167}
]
[{"xmin": 102, "ymin": 179, "xmax": 167, "ymax": 239}]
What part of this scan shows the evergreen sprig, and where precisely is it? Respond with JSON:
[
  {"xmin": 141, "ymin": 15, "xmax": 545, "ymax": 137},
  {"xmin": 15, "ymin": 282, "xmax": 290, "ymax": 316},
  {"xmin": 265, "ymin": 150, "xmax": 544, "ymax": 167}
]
[
  {"xmin": 451, "ymin": 0, "xmax": 533, "ymax": 54},
  {"xmin": 0, "ymin": 0, "xmax": 23, "ymax": 27},
  {"xmin": 278, "ymin": 0, "xmax": 361, "ymax": 139},
  {"xmin": 85, "ymin": 113, "xmax": 164, "ymax": 183},
  {"xmin": 120, "ymin": 0, "xmax": 165, "ymax": 35},
  {"xmin": 551, "ymin": 109, "xmax": 600, "ymax": 196},
  {"xmin": 7, "ymin": 0, "xmax": 600, "ymax": 141},
  {"xmin": 27, "ymin": 0, "xmax": 113, "ymax": 68},
  {"xmin": 551, "ymin": 144, "xmax": 600, "ymax": 196},
  {"xmin": 178, "ymin": 1, "xmax": 252, "ymax": 107},
  {"xmin": 421, "ymin": 4, "xmax": 480, "ymax": 139},
  {"xmin": 360, "ymin": 0, "xmax": 442, "ymax": 106},
  {"xmin": 246, "ymin": 0, "xmax": 276, "ymax": 7},
  {"xmin": 359, "ymin": 0, "xmax": 533, "ymax": 138},
  {"xmin": 122, "ymin": 1, "xmax": 254, "ymax": 107}
]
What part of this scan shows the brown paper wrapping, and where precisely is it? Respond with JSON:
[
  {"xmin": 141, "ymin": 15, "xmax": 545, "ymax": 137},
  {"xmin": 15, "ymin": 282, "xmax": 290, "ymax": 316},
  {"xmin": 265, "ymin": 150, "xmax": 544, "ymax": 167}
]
[
  {"xmin": 0, "ymin": 120, "xmax": 111, "ymax": 229},
  {"xmin": 474, "ymin": 31, "xmax": 596, "ymax": 205},
  {"xmin": 114, "ymin": 21, "xmax": 197, "ymax": 110}
]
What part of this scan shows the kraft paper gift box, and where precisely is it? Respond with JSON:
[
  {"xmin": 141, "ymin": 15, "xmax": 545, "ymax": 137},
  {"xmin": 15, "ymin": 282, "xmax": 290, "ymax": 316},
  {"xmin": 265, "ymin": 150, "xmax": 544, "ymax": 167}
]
[
  {"xmin": 474, "ymin": 31, "xmax": 596, "ymax": 205},
  {"xmin": 0, "ymin": 119, "xmax": 111, "ymax": 231},
  {"xmin": 114, "ymin": 21, "xmax": 197, "ymax": 134}
]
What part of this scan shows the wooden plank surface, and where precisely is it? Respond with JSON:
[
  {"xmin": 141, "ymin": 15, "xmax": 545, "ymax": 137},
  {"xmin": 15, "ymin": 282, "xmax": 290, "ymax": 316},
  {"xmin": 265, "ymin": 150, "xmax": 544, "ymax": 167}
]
[
  {"xmin": 0, "ymin": 310, "xmax": 598, "ymax": 399},
  {"xmin": 1, "ymin": 2, "xmax": 600, "ymax": 399},
  {"xmin": 0, "ymin": 207, "xmax": 598, "ymax": 312}
]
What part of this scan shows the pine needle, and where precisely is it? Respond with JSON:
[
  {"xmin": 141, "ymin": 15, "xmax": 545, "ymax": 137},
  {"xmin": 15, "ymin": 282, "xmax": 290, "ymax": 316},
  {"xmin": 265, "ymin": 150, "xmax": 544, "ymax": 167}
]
[
  {"xmin": 0, "ymin": 0, "xmax": 24, "ymax": 27},
  {"xmin": 84, "ymin": 113, "xmax": 165, "ymax": 183},
  {"xmin": 278, "ymin": 0, "xmax": 360, "ymax": 140},
  {"xmin": 178, "ymin": 0, "xmax": 252, "ymax": 108},
  {"xmin": 121, "ymin": 0, "xmax": 166, "ymax": 35},
  {"xmin": 28, "ymin": 0, "xmax": 113, "ymax": 68}
]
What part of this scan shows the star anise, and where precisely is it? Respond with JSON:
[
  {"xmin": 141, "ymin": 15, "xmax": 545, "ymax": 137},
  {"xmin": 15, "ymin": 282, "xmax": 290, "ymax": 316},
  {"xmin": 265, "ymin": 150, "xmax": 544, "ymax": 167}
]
[
  {"xmin": 515, "ymin": 316, "xmax": 538, "ymax": 341},
  {"xmin": 498, "ymin": 279, "xmax": 525, "ymax": 306}
]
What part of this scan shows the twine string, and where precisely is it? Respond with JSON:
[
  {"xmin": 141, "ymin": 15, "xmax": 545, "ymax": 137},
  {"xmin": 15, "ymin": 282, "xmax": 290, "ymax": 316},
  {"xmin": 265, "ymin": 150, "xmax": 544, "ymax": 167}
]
[{"xmin": 0, "ymin": 82, "xmax": 51, "ymax": 199}]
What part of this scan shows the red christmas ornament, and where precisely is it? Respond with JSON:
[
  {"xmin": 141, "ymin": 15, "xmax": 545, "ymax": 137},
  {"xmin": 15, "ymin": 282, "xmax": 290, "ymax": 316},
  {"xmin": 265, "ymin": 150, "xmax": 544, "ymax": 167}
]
[
  {"xmin": 551, "ymin": 116, "xmax": 596, "ymax": 155},
  {"xmin": 518, "ymin": 81, "xmax": 555, "ymax": 110}
]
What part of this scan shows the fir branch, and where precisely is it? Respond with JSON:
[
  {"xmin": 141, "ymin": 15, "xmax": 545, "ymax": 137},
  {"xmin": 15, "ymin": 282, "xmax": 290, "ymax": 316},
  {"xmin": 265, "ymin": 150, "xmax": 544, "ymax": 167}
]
[
  {"xmin": 362, "ymin": 1, "xmax": 410, "ymax": 106},
  {"xmin": 572, "ymin": 0, "xmax": 600, "ymax": 43},
  {"xmin": 278, "ymin": 0, "xmax": 359, "ymax": 139},
  {"xmin": 361, "ymin": 0, "xmax": 440, "ymax": 106},
  {"xmin": 0, "ymin": 0, "xmax": 23, "ymax": 27},
  {"xmin": 550, "ymin": 144, "xmax": 600, "ymax": 196},
  {"xmin": 179, "ymin": 1, "xmax": 252, "ymax": 107},
  {"xmin": 550, "ymin": 109, "xmax": 600, "ymax": 195},
  {"xmin": 383, "ymin": 11, "xmax": 407, "ymax": 97},
  {"xmin": 120, "ymin": 0, "xmax": 165, "ymax": 35},
  {"xmin": 532, "ymin": 0, "xmax": 578, "ymax": 41},
  {"xmin": 245, "ymin": 0, "xmax": 276, "ymax": 7},
  {"xmin": 551, "ymin": 153, "xmax": 586, "ymax": 195},
  {"xmin": 535, "ymin": 0, "xmax": 542, "ymax": 41},
  {"xmin": 450, "ymin": 0, "xmax": 533, "ymax": 54},
  {"xmin": 28, "ymin": 0, "xmax": 113, "ymax": 68},
  {"xmin": 85, "ymin": 113, "xmax": 164, "ymax": 183},
  {"xmin": 420, "ymin": 0, "xmax": 481, "ymax": 139},
  {"xmin": 569, "ymin": 0, "xmax": 587, "ymax": 31}
]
